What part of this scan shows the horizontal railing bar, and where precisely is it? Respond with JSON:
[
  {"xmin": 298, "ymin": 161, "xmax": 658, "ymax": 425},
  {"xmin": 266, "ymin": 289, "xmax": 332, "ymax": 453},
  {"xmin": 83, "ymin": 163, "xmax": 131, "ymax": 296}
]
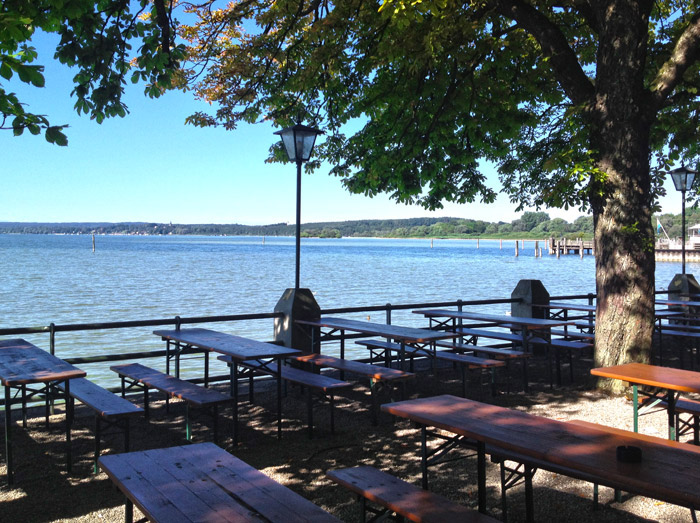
[
  {"xmin": 0, "ymin": 312, "xmax": 283, "ymax": 337},
  {"xmin": 321, "ymin": 298, "xmax": 516, "ymax": 315}
]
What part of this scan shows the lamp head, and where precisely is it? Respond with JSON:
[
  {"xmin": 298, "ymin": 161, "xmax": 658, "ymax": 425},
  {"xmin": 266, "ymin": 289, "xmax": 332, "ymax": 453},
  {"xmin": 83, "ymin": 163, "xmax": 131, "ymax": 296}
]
[
  {"xmin": 670, "ymin": 165, "xmax": 698, "ymax": 192},
  {"xmin": 274, "ymin": 123, "xmax": 323, "ymax": 163}
]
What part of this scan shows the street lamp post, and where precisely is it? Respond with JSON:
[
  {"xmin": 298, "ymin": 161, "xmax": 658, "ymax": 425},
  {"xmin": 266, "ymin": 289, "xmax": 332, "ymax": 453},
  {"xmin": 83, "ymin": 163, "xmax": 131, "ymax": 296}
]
[
  {"xmin": 670, "ymin": 166, "xmax": 698, "ymax": 275},
  {"xmin": 274, "ymin": 122, "xmax": 323, "ymax": 289}
]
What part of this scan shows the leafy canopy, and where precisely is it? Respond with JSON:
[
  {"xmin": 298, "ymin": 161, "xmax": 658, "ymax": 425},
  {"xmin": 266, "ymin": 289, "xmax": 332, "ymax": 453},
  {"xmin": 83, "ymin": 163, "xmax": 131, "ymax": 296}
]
[
  {"xmin": 180, "ymin": 1, "xmax": 700, "ymax": 212},
  {"xmin": 1, "ymin": 0, "xmax": 185, "ymax": 145}
]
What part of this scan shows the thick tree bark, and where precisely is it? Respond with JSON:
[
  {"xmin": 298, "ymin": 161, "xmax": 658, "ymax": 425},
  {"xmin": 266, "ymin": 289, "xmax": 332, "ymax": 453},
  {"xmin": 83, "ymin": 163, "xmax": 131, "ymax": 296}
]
[{"xmin": 589, "ymin": 0, "xmax": 656, "ymax": 393}]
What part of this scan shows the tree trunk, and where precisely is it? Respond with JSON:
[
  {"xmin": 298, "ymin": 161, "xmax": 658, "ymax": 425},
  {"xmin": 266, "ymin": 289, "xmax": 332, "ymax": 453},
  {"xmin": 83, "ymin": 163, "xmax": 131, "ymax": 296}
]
[{"xmin": 590, "ymin": 0, "xmax": 656, "ymax": 394}]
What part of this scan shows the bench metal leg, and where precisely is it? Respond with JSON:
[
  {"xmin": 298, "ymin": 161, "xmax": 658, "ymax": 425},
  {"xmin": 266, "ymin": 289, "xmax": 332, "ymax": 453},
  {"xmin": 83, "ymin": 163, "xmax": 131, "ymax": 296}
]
[
  {"xmin": 65, "ymin": 379, "xmax": 72, "ymax": 473},
  {"xmin": 185, "ymin": 403, "xmax": 192, "ymax": 442},
  {"xmin": 21, "ymin": 385, "xmax": 27, "ymax": 429},
  {"xmin": 370, "ymin": 380, "xmax": 378, "ymax": 425},
  {"xmin": 213, "ymin": 405, "xmax": 219, "ymax": 444},
  {"xmin": 307, "ymin": 386, "xmax": 314, "ymax": 439},
  {"xmin": 330, "ymin": 395, "xmax": 335, "ymax": 434},
  {"xmin": 524, "ymin": 465, "xmax": 534, "ymax": 523},
  {"xmin": 95, "ymin": 415, "xmax": 101, "ymax": 474},
  {"xmin": 421, "ymin": 426, "xmax": 429, "ymax": 489},
  {"xmin": 232, "ymin": 363, "xmax": 239, "ymax": 445},
  {"xmin": 500, "ymin": 462, "xmax": 509, "ymax": 523}
]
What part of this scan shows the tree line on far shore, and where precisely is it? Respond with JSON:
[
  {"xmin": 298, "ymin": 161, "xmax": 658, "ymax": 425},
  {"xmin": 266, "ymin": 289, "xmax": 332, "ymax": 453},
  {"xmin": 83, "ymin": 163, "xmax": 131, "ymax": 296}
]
[
  {"xmin": 3, "ymin": 209, "xmax": 696, "ymax": 240},
  {"xmin": 0, "ymin": 212, "xmax": 593, "ymax": 239}
]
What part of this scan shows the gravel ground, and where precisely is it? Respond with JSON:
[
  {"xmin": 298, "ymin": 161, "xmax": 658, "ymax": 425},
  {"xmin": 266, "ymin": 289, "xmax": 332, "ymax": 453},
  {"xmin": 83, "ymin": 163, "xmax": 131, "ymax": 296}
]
[{"xmin": 0, "ymin": 341, "xmax": 697, "ymax": 522}]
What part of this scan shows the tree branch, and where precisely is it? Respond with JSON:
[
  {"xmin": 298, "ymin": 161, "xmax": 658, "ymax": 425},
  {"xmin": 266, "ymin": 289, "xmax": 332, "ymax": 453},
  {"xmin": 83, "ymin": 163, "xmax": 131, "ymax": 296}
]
[
  {"xmin": 496, "ymin": 0, "xmax": 595, "ymax": 105},
  {"xmin": 651, "ymin": 11, "xmax": 700, "ymax": 109}
]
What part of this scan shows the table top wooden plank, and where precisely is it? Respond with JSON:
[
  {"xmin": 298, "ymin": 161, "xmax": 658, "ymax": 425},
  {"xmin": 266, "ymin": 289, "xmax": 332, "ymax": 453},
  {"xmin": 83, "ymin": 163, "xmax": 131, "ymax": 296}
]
[
  {"xmin": 99, "ymin": 443, "xmax": 339, "ymax": 522},
  {"xmin": 153, "ymin": 328, "xmax": 301, "ymax": 361},
  {"xmin": 412, "ymin": 309, "xmax": 575, "ymax": 329},
  {"xmin": 381, "ymin": 395, "xmax": 700, "ymax": 509},
  {"xmin": 297, "ymin": 317, "xmax": 459, "ymax": 343},
  {"xmin": 591, "ymin": 363, "xmax": 700, "ymax": 393},
  {"xmin": 181, "ymin": 443, "xmax": 339, "ymax": 522},
  {"xmin": 0, "ymin": 338, "xmax": 86, "ymax": 386}
]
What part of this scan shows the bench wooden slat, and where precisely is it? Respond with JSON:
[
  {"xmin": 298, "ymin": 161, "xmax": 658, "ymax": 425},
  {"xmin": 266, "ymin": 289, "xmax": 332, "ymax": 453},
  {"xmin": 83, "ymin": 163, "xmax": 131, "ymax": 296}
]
[
  {"xmin": 56, "ymin": 378, "xmax": 143, "ymax": 419},
  {"xmin": 217, "ymin": 356, "xmax": 352, "ymax": 393},
  {"xmin": 290, "ymin": 353, "xmax": 414, "ymax": 382},
  {"xmin": 458, "ymin": 328, "xmax": 523, "ymax": 344},
  {"xmin": 327, "ymin": 466, "xmax": 498, "ymax": 523},
  {"xmin": 549, "ymin": 328, "xmax": 595, "ymax": 340},
  {"xmin": 110, "ymin": 363, "xmax": 230, "ymax": 407},
  {"xmin": 435, "ymin": 341, "xmax": 528, "ymax": 360}
]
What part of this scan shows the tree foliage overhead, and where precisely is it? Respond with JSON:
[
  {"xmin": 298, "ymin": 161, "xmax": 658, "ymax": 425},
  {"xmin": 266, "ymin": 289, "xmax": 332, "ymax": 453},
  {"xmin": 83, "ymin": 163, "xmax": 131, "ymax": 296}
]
[
  {"xmin": 0, "ymin": 0, "xmax": 185, "ymax": 145},
  {"xmin": 181, "ymin": 1, "xmax": 699, "ymax": 212}
]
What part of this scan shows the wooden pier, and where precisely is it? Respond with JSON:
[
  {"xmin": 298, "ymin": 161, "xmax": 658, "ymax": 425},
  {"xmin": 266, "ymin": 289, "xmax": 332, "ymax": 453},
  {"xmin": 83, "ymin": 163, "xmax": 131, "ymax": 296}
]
[{"xmin": 548, "ymin": 237, "xmax": 594, "ymax": 257}]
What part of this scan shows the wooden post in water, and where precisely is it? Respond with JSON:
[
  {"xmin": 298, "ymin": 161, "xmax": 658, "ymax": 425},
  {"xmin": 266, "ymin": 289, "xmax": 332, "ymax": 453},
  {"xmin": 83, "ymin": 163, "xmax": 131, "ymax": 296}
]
[
  {"xmin": 92, "ymin": 234, "xmax": 95, "ymax": 253},
  {"xmin": 556, "ymin": 239, "xmax": 561, "ymax": 259},
  {"xmin": 500, "ymin": 239, "xmax": 502, "ymax": 249},
  {"xmin": 521, "ymin": 239, "xmax": 525, "ymax": 249},
  {"xmin": 580, "ymin": 238, "xmax": 584, "ymax": 259},
  {"xmin": 431, "ymin": 238, "xmax": 433, "ymax": 248},
  {"xmin": 515, "ymin": 241, "xmax": 519, "ymax": 257},
  {"xmin": 535, "ymin": 240, "xmax": 539, "ymax": 257},
  {"xmin": 477, "ymin": 238, "xmax": 479, "ymax": 249}
]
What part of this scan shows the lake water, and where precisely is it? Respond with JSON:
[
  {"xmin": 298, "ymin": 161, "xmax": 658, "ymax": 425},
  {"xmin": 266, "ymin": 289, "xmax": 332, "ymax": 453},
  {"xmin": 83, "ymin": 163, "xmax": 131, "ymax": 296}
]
[{"xmin": 0, "ymin": 234, "xmax": 691, "ymax": 385}]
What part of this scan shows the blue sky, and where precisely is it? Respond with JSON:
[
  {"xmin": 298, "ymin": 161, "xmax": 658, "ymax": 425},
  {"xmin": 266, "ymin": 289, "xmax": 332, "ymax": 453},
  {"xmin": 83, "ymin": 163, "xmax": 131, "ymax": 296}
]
[{"xmin": 1, "ymin": 34, "xmax": 682, "ymax": 226}]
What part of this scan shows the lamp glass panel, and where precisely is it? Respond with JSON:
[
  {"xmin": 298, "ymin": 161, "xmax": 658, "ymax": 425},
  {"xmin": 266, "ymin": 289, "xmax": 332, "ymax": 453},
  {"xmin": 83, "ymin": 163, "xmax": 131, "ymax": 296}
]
[
  {"xmin": 280, "ymin": 132, "xmax": 297, "ymax": 162},
  {"xmin": 294, "ymin": 130, "xmax": 318, "ymax": 161}
]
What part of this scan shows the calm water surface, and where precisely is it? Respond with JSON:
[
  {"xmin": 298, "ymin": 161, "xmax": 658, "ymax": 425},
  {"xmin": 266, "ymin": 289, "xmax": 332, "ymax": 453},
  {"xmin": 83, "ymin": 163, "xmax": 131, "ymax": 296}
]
[{"xmin": 0, "ymin": 234, "xmax": 690, "ymax": 384}]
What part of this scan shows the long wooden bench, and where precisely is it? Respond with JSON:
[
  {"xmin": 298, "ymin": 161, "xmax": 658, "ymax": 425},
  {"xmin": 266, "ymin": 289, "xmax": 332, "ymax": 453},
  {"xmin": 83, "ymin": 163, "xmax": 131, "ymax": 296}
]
[
  {"xmin": 217, "ymin": 355, "xmax": 352, "ymax": 438},
  {"xmin": 326, "ymin": 466, "xmax": 499, "ymax": 523},
  {"xmin": 355, "ymin": 339, "xmax": 504, "ymax": 396},
  {"xmin": 290, "ymin": 353, "xmax": 414, "ymax": 424},
  {"xmin": 56, "ymin": 378, "xmax": 143, "ymax": 472},
  {"xmin": 110, "ymin": 363, "xmax": 231, "ymax": 443}
]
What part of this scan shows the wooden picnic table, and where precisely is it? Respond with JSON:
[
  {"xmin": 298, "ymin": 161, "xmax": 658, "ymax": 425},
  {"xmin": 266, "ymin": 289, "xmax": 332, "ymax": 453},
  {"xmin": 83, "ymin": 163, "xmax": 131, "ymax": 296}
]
[
  {"xmin": 296, "ymin": 316, "xmax": 460, "ymax": 371},
  {"xmin": 98, "ymin": 442, "xmax": 340, "ymax": 523},
  {"xmin": 381, "ymin": 394, "xmax": 700, "ymax": 522},
  {"xmin": 153, "ymin": 328, "xmax": 300, "ymax": 443},
  {"xmin": 0, "ymin": 338, "xmax": 86, "ymax": 484},
  {"xmin": 591, "ymin": 362, "xmax": 700, "ymax": 440}
]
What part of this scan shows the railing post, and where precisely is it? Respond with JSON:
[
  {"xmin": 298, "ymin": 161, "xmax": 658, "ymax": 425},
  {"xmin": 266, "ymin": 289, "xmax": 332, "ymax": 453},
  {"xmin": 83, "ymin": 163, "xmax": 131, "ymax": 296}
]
[
  {"xmin": 386, "ymin": 304, "xmax": 392, "ymax": 325},
  {"xmin": 457, "ymin": 300, "xmax": 464, "ymax": 344},
  {"xmin": 175, "ymin": 316, "xmax": 181, "ymax": 331},
  {"xmin": 49, "ymin": 323, "xmax": 56, "ymax": 356}
]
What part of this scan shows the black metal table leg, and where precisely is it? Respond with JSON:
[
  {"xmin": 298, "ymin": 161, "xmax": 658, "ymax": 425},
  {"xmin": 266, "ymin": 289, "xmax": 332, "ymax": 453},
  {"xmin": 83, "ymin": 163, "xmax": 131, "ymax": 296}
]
[
  {"xmin": 5, "ymin": 384, "xmax": 13, "ymax": 485},
  {"xmin": 477, "ymin": 440, "xmax": 486, "ymax": 514},
  {"xmin": 65, "ymin": 379, "xmax": 73, "ymax": 473},
  {"xmin": 277, "ymin": 360, "xmax": 283, "ymax": 439}
]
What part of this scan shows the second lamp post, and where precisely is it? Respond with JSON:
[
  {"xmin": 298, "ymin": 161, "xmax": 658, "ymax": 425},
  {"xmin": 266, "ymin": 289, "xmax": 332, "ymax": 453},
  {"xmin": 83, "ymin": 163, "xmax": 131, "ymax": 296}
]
[
  {"xmin": 670, "ymin": 165, "xmax": 698, "ymax": 274},
  {"xmin": 274, "ymin": 123, "xmax": 324, "ymax": 289}
]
